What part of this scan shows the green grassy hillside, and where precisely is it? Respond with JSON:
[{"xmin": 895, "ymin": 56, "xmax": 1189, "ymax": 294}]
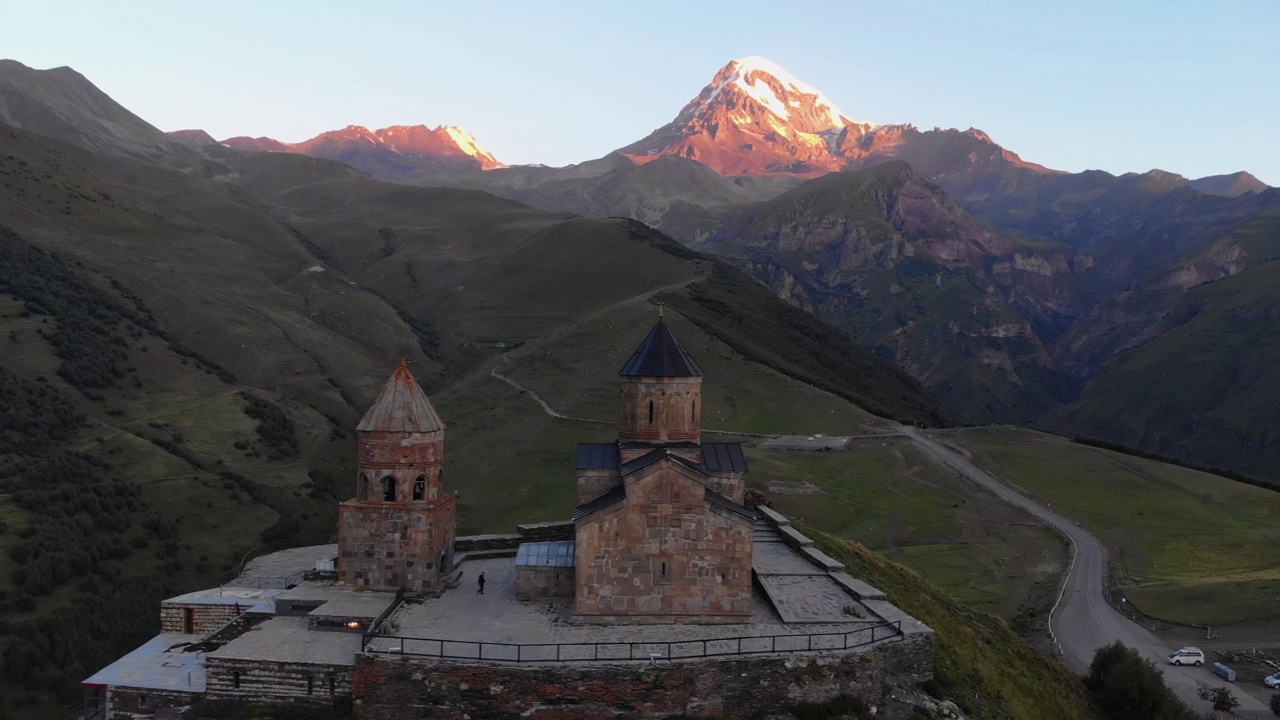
[
  {"xmin": 750, "ymin": 442, "xmax": 1065, "ymax": 635},
  {"xmin": 1047, "ymin": 255, "xmax": 1280, "ymax": 483},
  {"xmin": 0, "ymin": 227, "xmax": 356, "ymax": 717},
  {"xmin": 948, "ymin": 428, "xmax": 1280, "ymax": 625},
  {"xmin": 813, "ymin": 533, "xmax": 1097, "ymax": 720}
]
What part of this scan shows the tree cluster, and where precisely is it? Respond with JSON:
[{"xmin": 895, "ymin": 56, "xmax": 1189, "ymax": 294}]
[
  {"xmin": 0, "ymin": 367, "xmax": 84, "ymax": 455},
  {"xmin": 240, "ymin": 392, "xmax": 299, "ymax": 460},
  {"xmin": 1084, "ymin": 642, "xmax": 1196, "ymax": 720}
]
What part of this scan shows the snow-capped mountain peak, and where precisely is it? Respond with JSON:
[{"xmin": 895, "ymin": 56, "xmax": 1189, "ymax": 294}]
[
  {"xmin": 706, "ymin": 56, "xmax": 865, "ymax": 132},
  {"xmin": 438, "ymin": 125, "xmax": 502, "ymax": 169},
  {"xmin": 219, "ymin": 123, "xmax": 504, "ymax": 177},
  {"xmin": 618, "ymin": 56, "xmax": 877, "ymax": 176}
]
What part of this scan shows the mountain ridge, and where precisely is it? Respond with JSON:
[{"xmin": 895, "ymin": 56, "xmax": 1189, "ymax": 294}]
[{"xmin": 216, "ymin": 123, "xmax": 503, "ymax": 179}]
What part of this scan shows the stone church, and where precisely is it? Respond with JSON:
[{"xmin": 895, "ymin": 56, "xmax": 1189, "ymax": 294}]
[
  {"xmin": 332, "ymin": 320, "xmax": 755, "ymax": 620},
  {"xmin": 337, "ymin": 360, "xmax": 456, "ymax": 593},
  {"xmin": 82, "ymin": 320, "xmax": 932, "ymax": 719},
  {"xmin": 569, "ymin": 318, "xmax": 754, "ymax": 622}
]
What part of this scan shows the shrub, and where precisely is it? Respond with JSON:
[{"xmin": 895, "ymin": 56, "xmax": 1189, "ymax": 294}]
[{"xmin": 1085, "ymin": 642, "xmax": 1196, "ymax": 720}]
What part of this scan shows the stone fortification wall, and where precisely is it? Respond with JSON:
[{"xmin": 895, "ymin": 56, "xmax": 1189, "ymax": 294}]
[
  {"xmin": 351, "ymin": 632, "xmax": 934, "ymax": 719},
  {"xmin": 206, "ymin": 656, "xmax": 353, "ymax": 704},
  {"xmin": 517, "ymin": 521, "xmax": 575, "ymax": 543},
  {"xmin": 454, "ymin": 521, "xmax": 574, "ymax": 555},
  {"xmin": 160, "ymin": 602, "xmax": 243, "ymax": 636}
]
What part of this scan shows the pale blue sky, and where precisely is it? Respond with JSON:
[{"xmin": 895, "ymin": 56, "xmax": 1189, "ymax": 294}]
[{"xmin": 3, "ymin": 0, "xmax": 1277, "ymax": 183}]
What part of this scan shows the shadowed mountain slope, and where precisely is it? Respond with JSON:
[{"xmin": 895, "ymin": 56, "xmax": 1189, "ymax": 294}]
[
  {"xmin": 0, "ymin": 59, "xmax": 176, "ymax": 159},
  {"xmin": 689, "ymin": 161, "xmax": 1086, "ymax": 423}
]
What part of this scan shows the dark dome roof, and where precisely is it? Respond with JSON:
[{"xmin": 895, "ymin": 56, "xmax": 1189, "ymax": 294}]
[{"xmin": 619, "ymin": 320, "xmax": 703, "ymax": 377}]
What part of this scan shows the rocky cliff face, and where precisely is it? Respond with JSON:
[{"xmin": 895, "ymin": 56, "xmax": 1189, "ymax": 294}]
[
  {"xmin": 166, "ymin": 129, "xmax": 217, "ymax": 147},
  {"xmin": 692, "ymin": 162, "xmax": 1086, "ymax": 423}
]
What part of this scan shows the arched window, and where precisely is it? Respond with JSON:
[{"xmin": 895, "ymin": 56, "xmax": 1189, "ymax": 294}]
[
  {"xmin": 381, "ymin": 476, "xmax": 396, "ymax": 502},
  {"xmin": 648, "ymin": 399, "xmax": 654, "ymax": 424},
  {"xmin": 357, "ymin": 474, "xmax": 369, "ymax": 500},
  {"xmin": 413, "ymin": 476, "xmax": 426, "ymax": 501}
]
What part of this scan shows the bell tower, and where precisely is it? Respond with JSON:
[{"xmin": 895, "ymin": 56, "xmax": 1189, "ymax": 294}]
[
  {"xmin": 338, "ymin": 361, "xmax": 455, "ymax": 593},
  {"xmin": 617, "ymin": 315, "xmax": 703, "ymax": 460}
]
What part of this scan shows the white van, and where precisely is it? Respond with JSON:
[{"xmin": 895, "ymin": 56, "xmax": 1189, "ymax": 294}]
[{"xmin": 1167, "ymin": 647, "xmax": 1205, "ymax": 666}]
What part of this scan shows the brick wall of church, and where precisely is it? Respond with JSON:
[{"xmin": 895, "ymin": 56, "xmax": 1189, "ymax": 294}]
[
  {"xmin": 618, "ymin": 377, "xmax": 701, "ymax": 444},
  {"xmin": 574, "ymin": 466, "xmax": 751, "ymax": 622},
  {"xmin": 576, "ymin": 468, "xmax": 620, "ymax": 505},
  {"xmin": 338, "ymin": 496, "xmax": 455, "ymax": 592},
  {"xmin": 356, "ymin": 429, "xmax": 443, "ymax": 502},
  {"xmin": 704, "ymin": 470, "xmax": 744, "ymax": 504}
]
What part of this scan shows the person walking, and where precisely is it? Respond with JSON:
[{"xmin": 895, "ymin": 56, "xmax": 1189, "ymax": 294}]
[{"xmin": 477, "ymin": 572, "xmax": 485, "ymax": 594}]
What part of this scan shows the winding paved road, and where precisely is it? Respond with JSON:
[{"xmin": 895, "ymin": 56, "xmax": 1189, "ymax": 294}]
[{"xmin": 902, "ymin": 427, "xmax": 1269, "ymax": 718}]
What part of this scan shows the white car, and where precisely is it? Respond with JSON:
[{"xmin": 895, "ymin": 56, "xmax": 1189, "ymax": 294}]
[
  {"xmin": 1167, "ymin": 647, "xmax": 1205, "ymax": 666},
  {"xmin": 1265, "ymin": 672, "xmax": 1280, "ymax": 689}
]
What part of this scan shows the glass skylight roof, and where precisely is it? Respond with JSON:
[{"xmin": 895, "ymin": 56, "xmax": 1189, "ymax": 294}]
[{"xmin": 514, "ymin": 541, "xmax": 575, "ymax": 568}]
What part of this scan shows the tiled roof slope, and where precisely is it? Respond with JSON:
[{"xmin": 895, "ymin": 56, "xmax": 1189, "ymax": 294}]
[
  {"xmin": 701, "ymin": 443, "xmax": 748, "ymax": 473},
  {"xmin": 619, "ymin": 320, "xmax": 704, "ymax": 377},
  {"xmin": 356, "ymin": 360, "xmax": 444, "ymax": 433},
  {"xmin": 576, "ymin": 443, "xmax": 620, "ymax": 470}
]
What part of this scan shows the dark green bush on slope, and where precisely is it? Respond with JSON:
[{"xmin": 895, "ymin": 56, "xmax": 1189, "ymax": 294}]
[{"xmin": 1084, "ymin": 642, "xmax": 1195, "ymax": 720}]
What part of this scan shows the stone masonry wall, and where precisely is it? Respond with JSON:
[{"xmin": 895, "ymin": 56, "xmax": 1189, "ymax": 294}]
[
  {"xmin": 704, "ymin": 469, "xmax": 744, "ymax": 504},
  {"xmin": 517, "ymin": 521, "xmax": 575, "ymax": 542},
  {"xmin": 160, "ymin": 603, "xmax": 244, "ymax": 636},
  {"xmin": 356, "ymin": 429, "xmax": 444, "ymax": 502},
  {"xmin": 338, "ymin": 496, "xmax": 455, "ymax": 592},
  {"xmin": 352, "ymin": 631, "xmax": 935, "ymax": 719},
  {"xmin": 105, "ymin": 686, "xmax": 200, "ymax": 720},
  {"xmin": 206, "ymin": 656, "xmax": 353, "ymax": 704},
  {"xmin": 618, "ymin": 376, "xmax": 701, "ymax": 444},
  {"xmin": 515, "ymin": 566, "xmax": 576, "ymax": 600},
  {"xmin": 576, "ymin": 468, "xmax": 621, "ymax": 505},
  {"xmin": 574, "ymin": 462, "xmax": 751, "ymax": 621}
]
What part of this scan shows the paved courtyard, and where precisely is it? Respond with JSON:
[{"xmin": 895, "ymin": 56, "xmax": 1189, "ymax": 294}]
[
  {"xmin": 228, "ymin": 544, "xmax": 337, "ymax": 588},
  {"xmin": 225, "ymin": 525, "xmax": 921, "ymax": 665},
  {"xmin": 373, "ymin": 523, "xmax": 898, "ymax": 663}
]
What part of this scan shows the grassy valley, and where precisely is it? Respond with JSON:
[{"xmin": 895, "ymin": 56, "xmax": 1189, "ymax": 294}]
[
  {"xmin": 750, "ymin": 441, "xmax": 1066, "ymax": 636},
  {"xmin": 814, "ymin": 534, "xmax": 1097, "ymax": 720},
  {"xmin": 947, "ymin": 427, "xmax": 1280, "ymax": 625}
]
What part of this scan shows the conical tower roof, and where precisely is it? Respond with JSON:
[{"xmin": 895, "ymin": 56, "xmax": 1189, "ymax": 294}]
[
  {"xmin": 357, "ymin": 360, "xmax": 444, "ymax": 433},
  {"xmin": 619, "ymin": 320, "xmax": 704, "ymax": 377}
]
